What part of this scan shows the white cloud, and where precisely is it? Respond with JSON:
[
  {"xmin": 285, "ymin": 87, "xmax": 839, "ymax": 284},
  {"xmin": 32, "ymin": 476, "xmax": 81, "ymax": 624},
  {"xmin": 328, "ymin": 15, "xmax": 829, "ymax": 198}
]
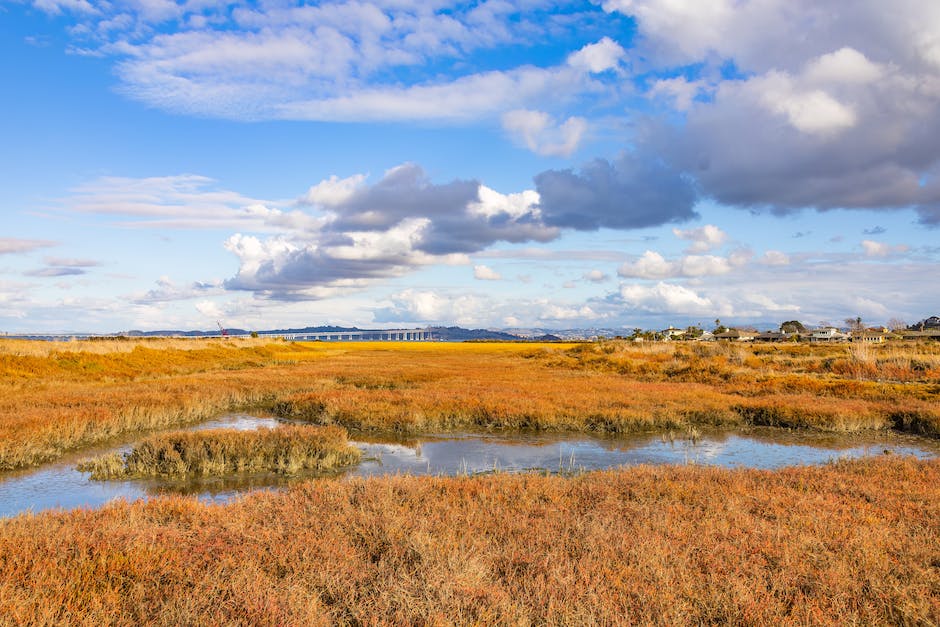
[
  {"xmin": 758, "ymin": 73, "xmax": 857, "ymax": 135},
  {"xmin": 566, "ymin": 36, "xmax": 626, "ymax": 73},
  {"xmin": 61, "ymin": 174, "xmax": 314, "ymax": 231},
  {"xmin": 375, "ymin": 289, "xmax": 487, "ymax": 326},
  {"xmin": 130, "ymin": 276, "xmax": 223, "ymax": 304},
  {"xmin": 618, "ymin": 250, "xmax": 735, "ymax": 279},
  {"xmin": 861, "ymin": 240, "xmax": 910, "ymax": 257},
  {"xmin": 0, "ymin": 238, "xmax": 57, "ymax": 255},
  {"xmin": 744, "ymin": 293, "xmax": 800, "ymax": 312},
  {"xmin": 618, "ymin": 282, "xmax": 720, "ymax": 316},
  {"xmin": 583, "ymin": 269, "xmax": 608, "ymax": 282},
  {"xmin": 473, "ymin": 265, "xmax": 501, "ymax": 280},
  {"xmin": 649, "ymin": 76, "xmax": 706, "ymax": 111},
  {"xmin": 195, "ymin": 300, "xmax": 224, "ymax": 319},
  {"xmin": 501, "ymin": 109, "xmax": 588, "ymax": 157},
  {"xmin": 301, "ymin": 174, "xmax": 366, "ymax": 207},
  {"xmin": 672, "ymin": 224, "xmax": 727, "ymax": 253},
  {"xmin": 804, "ymin": 47, "xmax": 883, "ymax": 85},
  {"xmin": 468, "ymin": 185, "xmax": 542, "ymax": 221},
  {"xmin": 761, "ymin": 250, "xmax": 791, "ymax": 266},
  {"xmin": 538, "ymin": 303, "xmax": 601, "ymax": 321}
]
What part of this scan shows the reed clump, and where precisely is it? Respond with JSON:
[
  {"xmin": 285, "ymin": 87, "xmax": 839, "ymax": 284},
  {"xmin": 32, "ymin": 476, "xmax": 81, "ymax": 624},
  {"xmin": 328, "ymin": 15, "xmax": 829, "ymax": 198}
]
[{"xmin": 77, "ymin": 425, "xmax": 360, "ymax": 479}]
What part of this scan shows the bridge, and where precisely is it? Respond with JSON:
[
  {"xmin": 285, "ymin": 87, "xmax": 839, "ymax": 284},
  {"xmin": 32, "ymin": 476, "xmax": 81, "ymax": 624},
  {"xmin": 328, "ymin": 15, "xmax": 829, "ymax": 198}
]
[
  {"xmin": 256, "ymin": 328, "xmax": 434, "ymax": 342},
  {"xmin": 5, "ymin": 328, "xmax": 436, "ymax": 342}
]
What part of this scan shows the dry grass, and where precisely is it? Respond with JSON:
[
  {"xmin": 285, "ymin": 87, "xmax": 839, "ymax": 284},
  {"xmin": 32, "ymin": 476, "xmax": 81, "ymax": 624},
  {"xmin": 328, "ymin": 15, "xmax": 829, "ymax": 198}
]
[
  {"xmin": 77, "ymin": 425, "xmax": 360, "ymax": 479},
  {"xmin": 0, "ymin": 456, "xmax": 937, "ymax": 624},
  {"xmin": 1, "ymin": 338, "xmax": 938, "ymax": 471}
]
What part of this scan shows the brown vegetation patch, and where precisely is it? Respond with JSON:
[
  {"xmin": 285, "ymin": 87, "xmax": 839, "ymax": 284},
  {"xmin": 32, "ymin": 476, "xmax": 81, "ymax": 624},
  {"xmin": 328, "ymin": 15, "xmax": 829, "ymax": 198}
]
[{"xmin": 0, "ymin": 457, "xmax": 937, "ymax": 624}]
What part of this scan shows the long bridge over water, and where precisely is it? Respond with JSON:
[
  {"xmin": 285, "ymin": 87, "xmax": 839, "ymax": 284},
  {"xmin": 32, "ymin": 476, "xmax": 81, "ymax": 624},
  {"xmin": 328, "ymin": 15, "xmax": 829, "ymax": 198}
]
[
  {"xmin": 256, "ymin": 328, "xmax": 434, "ymax": 342},
  {"xmin": 7, "ymin": 328, "xmax": 436, "ymax": 342}
]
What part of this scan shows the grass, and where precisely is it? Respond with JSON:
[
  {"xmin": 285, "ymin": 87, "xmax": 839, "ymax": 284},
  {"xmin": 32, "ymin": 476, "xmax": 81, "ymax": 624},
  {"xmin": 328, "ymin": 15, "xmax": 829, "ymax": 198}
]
[
  {"xmin": 76, "ymin": 425, "xmax": 360, "ymax": 479},
  {"xmin": 1, "ymin": 338, "xmax": 939, "ymax": 623},
  {"xmin": 1, "ymin": 338, "xmax": 939, "ymax": 471},
  {"xmin": 0, "ymin": 456, "xmax": 937, "ymax": 624}
]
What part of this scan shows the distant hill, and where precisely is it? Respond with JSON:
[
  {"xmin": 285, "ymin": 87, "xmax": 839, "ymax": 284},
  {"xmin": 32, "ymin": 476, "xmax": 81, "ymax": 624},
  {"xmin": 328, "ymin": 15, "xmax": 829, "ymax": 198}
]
[{"xmin": 426, "ymin": 326, "xmax": 524, "ymax": 341}]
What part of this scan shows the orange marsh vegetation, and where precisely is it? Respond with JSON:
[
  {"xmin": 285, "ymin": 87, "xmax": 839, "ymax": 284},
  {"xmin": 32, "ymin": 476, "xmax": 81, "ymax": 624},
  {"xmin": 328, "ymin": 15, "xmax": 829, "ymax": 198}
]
[
  {"xmin": 0, "ymin": 456, "xmax": 938, "ymax": 624},
  {"xmin": 1, "ymin": 337, "xmax": 939, "ymax": 470}
]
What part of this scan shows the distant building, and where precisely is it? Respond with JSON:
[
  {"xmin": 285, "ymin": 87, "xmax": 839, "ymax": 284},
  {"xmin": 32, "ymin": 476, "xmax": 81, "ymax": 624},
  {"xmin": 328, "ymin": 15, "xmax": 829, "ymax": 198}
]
[
  {"xmin": 899, "ymin": 329, "xmax": 940, "ymax": 342},
  {"xmin": 659, "ymin": 326, "xmax": 686, "ymax": 339},
  {"xmin": 755, "ymin": 331, "xmax": 789, "ymax": 342},
  {"xmin": 714, "ymin": 329, "xmax": 756, "ymax": 342},
  {"xmin": 852, "ymin": 328, "xmax": 888, "ymax": 343},
  {"xmin": 810, "ymin": 328, "xmax": 850, "ymax": 342}
]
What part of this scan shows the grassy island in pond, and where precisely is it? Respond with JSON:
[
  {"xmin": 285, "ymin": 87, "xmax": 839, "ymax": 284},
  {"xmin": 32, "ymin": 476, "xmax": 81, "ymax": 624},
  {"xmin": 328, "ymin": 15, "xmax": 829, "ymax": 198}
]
[{"xmin": 77, "ymin": 425, "xmax": 360, "ymax": 479}]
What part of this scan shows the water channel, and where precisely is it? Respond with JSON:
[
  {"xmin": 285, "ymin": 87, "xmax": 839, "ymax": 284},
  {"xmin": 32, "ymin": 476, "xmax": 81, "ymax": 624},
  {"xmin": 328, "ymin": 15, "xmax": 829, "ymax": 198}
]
[{"xmin": 2, "ymin": 413, "xmax": 937, "ymax": 518}]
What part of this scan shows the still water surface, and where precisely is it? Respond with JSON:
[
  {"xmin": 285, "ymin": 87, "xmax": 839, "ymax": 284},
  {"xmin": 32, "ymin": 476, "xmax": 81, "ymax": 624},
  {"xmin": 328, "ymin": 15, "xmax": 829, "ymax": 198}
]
[{"xmin": 1, "ymin": 414, "xmax": 937, "ymax": 517}]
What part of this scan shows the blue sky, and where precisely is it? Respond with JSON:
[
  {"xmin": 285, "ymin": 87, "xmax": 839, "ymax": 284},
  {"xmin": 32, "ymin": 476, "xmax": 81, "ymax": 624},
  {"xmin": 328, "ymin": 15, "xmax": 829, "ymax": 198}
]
[{"xmin": 1, "ymin": 0, "xmax": 938, "ymax": 334}]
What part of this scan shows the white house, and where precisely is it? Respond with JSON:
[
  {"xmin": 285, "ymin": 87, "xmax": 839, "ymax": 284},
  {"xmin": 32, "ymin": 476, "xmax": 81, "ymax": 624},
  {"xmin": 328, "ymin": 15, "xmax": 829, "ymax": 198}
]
[{"xmin": 810, "ymin": 327, "xmax": 850, "ymax": 342}]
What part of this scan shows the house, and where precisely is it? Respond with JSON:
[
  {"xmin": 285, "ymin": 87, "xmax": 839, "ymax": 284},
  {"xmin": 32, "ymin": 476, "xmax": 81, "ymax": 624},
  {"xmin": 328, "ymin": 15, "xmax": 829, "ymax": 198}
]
[
  {"xmin": 900, "ymin": 329, "xmax": 940, "ymax": 342},
  {"xmin": 659, "ymin": 326, "xmax": 686, "ymax": 340},
  {"xmin": 852, "ymin": 328, "xmax": 888, "ymax": 343},
  {"xmin": 810, "ymin": 327, "xmax": 850, "ymax": 342},
  {"xmin": 755, "ymin": 331, "xmax": 789, "ymax": 342},
  {"xmin": 714, "ymin": 329, "xmax": 756, "ymax": 342}
]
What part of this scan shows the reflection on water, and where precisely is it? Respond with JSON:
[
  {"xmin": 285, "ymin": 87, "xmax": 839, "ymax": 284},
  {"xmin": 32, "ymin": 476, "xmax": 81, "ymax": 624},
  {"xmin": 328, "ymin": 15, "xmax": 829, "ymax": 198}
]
[
  {"xmin": 1, "ymin": 416, "xmax": 937, "ymax": 518},
  {"xmin": 0, "ymin": 414, "xmax": 281, "ymax": 517},
  {"xmin": 348, "ymin": 428, "xmax": 940, "ymax": 478}
]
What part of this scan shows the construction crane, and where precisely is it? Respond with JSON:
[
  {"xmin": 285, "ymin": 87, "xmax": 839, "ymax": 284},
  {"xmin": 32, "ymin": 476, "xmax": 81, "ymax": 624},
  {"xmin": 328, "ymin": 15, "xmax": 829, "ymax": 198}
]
[{"xmin": 217, "ymin": 320, "xmax": 229, "ymax": 337}]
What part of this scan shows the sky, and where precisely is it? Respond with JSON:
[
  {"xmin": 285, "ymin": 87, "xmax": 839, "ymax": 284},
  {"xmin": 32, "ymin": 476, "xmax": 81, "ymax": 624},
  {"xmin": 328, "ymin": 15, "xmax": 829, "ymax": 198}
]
[{"xmin": 1, "ymin": 0, "xmax": 939, "ymax": 334}]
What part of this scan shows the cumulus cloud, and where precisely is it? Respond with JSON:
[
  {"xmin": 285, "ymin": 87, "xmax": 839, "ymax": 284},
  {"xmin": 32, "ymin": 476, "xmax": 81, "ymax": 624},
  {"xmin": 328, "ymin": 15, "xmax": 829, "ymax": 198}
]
[
  {"xmin": 583, "ymin": 269, "xmax": 609, "ymax": 282},
  {"xmin": 473, "ymin": 265, "xmax": 501, "ymax": 280},
  {"xmin": 301, "ymin": 174, "xmax": 366, "ymax": 207},
  {"xmin": 617, "ymin": 282, "xmax": 721, "ymax": 316},
  {"xmin": 373, "ymin": 289, "xmax": 488, "ymax": 325},
  {"xmin": 566, "ymin": 36, "xmax": 626, "ymax": 73},
  {"xmin": 222, "ymin": 163, "xmax": 565, "ymax": 299},
  {"xmin": 596, "ymin": 0, "xmax": 940, "ymax": 225},
  {"xmin": 860, "ymin": 240, "xmax": 910, "ymax": 257},
  {"xmin": 617, "ymin": 250, "xmax": 740, "ymax": 279},
  {"xmin": 761, "ymin": 250, "xmax": 791, "ymax": 266},
  {"xmin": 502, "ymin": 109, "xmax": 588, "ymax": 157},
  {"xmin": 672, "ymin": 224, "xmax": 727, "ymax": 253},
  {"xmin": 534, "ymin": 152, "xmax": 698, "ymax": 230},
  {"xmin": 131, "ymin": 276, "xmax": 223, "ymax": 304}
]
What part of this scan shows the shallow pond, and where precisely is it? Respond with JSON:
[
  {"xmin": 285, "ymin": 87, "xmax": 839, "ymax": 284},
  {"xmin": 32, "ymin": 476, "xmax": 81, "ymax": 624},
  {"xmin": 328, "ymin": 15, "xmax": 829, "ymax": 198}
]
[{"xmin": 1, "ymin": 414, "xmax": 937, "ymax": 518}]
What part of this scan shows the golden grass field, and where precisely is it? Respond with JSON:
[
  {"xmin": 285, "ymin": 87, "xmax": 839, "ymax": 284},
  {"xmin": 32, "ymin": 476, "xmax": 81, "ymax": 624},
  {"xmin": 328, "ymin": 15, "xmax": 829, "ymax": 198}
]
[
  {"xmin": 1, "ymin": 337, "xmax": 939, "ymax": 624},
  {"xmin": 1, "ymin": 337, "xmax": 938, "ymax": 470},
  {"xmin": 1, "ymin": 456, "xmax": 937, "ymax": 624}
]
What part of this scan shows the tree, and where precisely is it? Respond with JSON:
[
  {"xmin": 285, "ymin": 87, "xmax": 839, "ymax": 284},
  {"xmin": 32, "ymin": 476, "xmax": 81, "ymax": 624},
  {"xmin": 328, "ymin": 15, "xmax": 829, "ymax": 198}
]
[
  {"xmin": 713, "ymin": 319, "xmax": 727, "ymax": 334},
  {"xmin": 845, "ymin": 317, "xmax": 865, "ymax": 333},
  {"xmin": 780, "ymin": 320, "xmax": 807, "ymax": 334},
  {"xmin": 887, "ymin": 318, "xmax": 907, "ymax": 332}
]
